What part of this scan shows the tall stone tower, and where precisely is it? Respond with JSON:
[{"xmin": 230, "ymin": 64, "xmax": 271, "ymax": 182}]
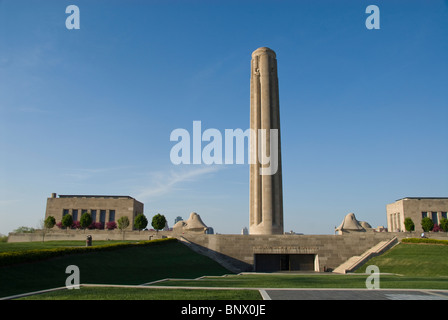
[{"xmin": 249, "ymin": 47, "xmax": 284, "ymax": 235}]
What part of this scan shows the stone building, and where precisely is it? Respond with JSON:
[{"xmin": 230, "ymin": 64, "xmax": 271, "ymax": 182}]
[
  {"xmin": 45, "ymin": 193, "xmax": 144, "ymax": 230},
  {"xmin": 386, "ymin": 197, "xmax": 448, "ymax": 232}
]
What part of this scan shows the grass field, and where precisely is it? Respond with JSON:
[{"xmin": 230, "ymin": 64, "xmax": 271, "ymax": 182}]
[
  {"xmin": 0, "ymin": 240, "xmax": 231, "ymax": 298},
  {"xmin": 147, "ymin": 273, "xmax": 448, "ymax": 290},
  {"xmin": 17, "ymin": 286, "xmax": 262, "ymax": 300},
  {"xmin": 355, "ymin": 242, "xmax": 448, "ymax": 277},
  {"xmin": 0, "ymin": 240, "xmax": 139, "ymax": 253},
  {"xmin": 2, "ymin": 239, "xmax": 448, "ymax": 300}
]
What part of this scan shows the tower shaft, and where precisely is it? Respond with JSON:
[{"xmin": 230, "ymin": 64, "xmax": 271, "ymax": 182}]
[{"xmin": 249, "ymin": 47, "xmax": 283, "ymax": 235}]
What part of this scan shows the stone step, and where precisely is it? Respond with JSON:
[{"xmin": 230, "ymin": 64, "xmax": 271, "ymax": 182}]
[{"xmin": 333, "ymin": 237, "xmax": 398, "ymax": 274}]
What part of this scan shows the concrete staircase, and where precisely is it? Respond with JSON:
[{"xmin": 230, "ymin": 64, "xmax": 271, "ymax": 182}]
[{"xmin": 333, "ymin": 236, "xmax": 398, "ymax": 274}]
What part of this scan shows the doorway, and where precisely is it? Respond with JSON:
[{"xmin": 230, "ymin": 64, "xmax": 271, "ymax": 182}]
[{"xmin": 255, "ymin": 254, "xmax": 317, "ymax": 272}]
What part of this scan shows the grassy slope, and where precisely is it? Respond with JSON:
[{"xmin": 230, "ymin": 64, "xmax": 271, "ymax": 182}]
[
  {"xmin": 355, "ymin": 243, "xmax": 448, "ymax": 276},
  {"xmin": 3, "ymin": 240, "xmax": 448, "ymax": 299},
  {"xmin": 0, "ymin": 241, "xmax": 231, "ymax": 298}
]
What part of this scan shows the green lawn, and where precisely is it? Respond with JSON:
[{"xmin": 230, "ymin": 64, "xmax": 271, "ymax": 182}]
[
  {"xmin": 148, "ymin": 273, "xmax": 448, "ymax": 290},
  {"xmin": 355, "ymin": 243, "xmax": 448, "ymax": 276},
  {"xmin": 0, "ymin": 240, "xmax": 138, "ymax": 253},
  {"xmin": 2, "ymin": 240, "xmax": 448, "ymax": 300},
  {"xmin": 18, "ymin": 286, "xmax": 262, "ymax": 300},
  {"xmin": 0, "ymin": 240, "xmax": 231, "ymax": 298}
]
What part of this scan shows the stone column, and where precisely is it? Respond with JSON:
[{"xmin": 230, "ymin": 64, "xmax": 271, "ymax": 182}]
[{"xmin": 249, "ymin": 47, "xmax": 284, "ymax": 235}]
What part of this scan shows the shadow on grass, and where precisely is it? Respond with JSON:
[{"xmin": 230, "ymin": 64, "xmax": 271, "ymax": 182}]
[{"xmin": 0, "ymin": 241, "xmax": 232, "ymax": 298}]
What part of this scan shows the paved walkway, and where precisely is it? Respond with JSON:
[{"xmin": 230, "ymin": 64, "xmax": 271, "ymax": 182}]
[
  {"xmin": 262, "ymin": 288, "xmax": 448, "ymax": 300},
  {"xmin": 3, "ymin": 282, "xmax": 448, "ymax": 300}
]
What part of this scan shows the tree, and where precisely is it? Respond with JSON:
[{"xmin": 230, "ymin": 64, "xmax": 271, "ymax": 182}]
[
  {"xmin": 152, "ymin": 214, "xmax": 167, "ymax": 232},
  {"xmin": 80, "ymin": 212, "xmax": 92, "ymax": 233},
  {"xmin": 38, "ymin": 216, "xmax": 56, "ymax": 242},
  {"xmin": 62, "ymin": 214, "xmax": 73, "ymax": 232},
  {"xmin": 117, "ymin": 216, "xmax": 130, "ymax": 240},
  {"xmin": 421, "ymin": 217, "xmax": 434, "ymax": 233},
  {"xmin": 44, "ymin": 216, "xmax": 56, "ymax": 230},
  {"xmin": 440, "ymin": 218, "xmax": 448, "ymax": 232},
  {"xmin": 13, "ymin": 226, "xmax": 35, "ymax": 233},
  {"xmin": 404, "ymin": 218, "xmax": 415, "ymax": 233},
  {"xmin": 134, "ymin": 213, "xmax": 148, "ymax": 232}
]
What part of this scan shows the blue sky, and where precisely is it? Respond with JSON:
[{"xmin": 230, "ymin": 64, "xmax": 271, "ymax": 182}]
[{"xmin": 0, "ymin": 0, "xmax": 447, "ymax": 235}]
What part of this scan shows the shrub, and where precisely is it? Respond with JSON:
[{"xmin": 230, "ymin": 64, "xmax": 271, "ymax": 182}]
[
  {"xmin": 117, "ymin": 216, "xmax": 130, "ymax": 231},
  {"xmin": 88, "ymin": 222, "xmax": 104, "ymax": 230},
  {"xmin": 134, "ymin": 213, "xmax": 148, "ymax": 231},
  {"xmin": 62, "ymin": 215, "xmax": 73, "ymax": 229},
  {"xmin": 71, "ymin": 221, "xmax": 81, "ymax": 229},
  {"xmin": 106, "ymin": 221, "xmax": 117, "ymax": 230},
  {"xmin": 152, "ymin": 213, "xmax": 167, "ymax": 231},
  {"xmin": 401, "ymin": 238, "xmax": 448, "ymax": 245},
  {"xmin": 80, "ymin": 213, "xmax": 92, "ymax": 230},
  {"xmin": 440, "ymin": 218, "xmax": 448, "ymax": 232},
  {"xmin": 13, "ymin": 226, "xmax": 35, "ymax": 233},
  {"xmin": 404, "ymin": 218, "xmax": 415, "ymax": 232},
  {"xmin": 44, "ymin": 216, "xmax": 56, "ymax": 229},
  {"xmin": 432, "ymin": 224, "xmax": 442, "ymax": 232}
]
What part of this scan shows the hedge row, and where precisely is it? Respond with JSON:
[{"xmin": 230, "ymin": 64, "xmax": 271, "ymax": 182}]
[
  {"xmin": 401, "ymin": 238, "xmax": 448, "ymax": 245},
  {"xmin": 0, "ymin": 238, "xmax": 177, "ymax": 267}
]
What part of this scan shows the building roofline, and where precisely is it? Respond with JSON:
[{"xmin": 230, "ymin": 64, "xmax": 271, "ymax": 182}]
[
  {"xmin": 396, "ymin": 197, "xmax": 448, "ymax": 201},
  {"xmin": 58, "ymin": 195, "xmax": 135, "ymax": 200}
]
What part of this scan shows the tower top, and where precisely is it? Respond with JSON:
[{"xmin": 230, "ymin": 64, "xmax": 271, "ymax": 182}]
[{"xmin": 252, "ymin": 47, "xmax": 276, "ymax": 59}]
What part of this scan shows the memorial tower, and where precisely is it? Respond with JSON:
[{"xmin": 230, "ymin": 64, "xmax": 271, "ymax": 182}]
[{"xmin": 249, "ymin": 47, "xmax": 284, "ymax": 235}]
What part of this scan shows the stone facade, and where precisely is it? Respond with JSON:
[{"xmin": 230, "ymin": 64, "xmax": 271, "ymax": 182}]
[
  {"xmin": 7, "ymin": 229, "xmax": 172, "ymax": 243},
  {"xmin": 45, "ymin": 193, "xmax": 144, "ymax": 230},
  {"xmin": 386, "ymin": 197, "xmax": 448, "ymax": 233},
  {"xmin": 180, "ymin": 233, "xmax": 398, "ymax": 273}
]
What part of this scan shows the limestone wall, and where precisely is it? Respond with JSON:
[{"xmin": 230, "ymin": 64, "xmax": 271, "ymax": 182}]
[
  {"xmin": 7, "ymin": 230, "xmax": 173, "ymax": 243},
  {"xmin": 180, "ymin": 233, "xmax": 398, "ymax": 272},
  {"xmin": 8, "ymin": 230, "xmax": 447, "ymax": 273}
]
